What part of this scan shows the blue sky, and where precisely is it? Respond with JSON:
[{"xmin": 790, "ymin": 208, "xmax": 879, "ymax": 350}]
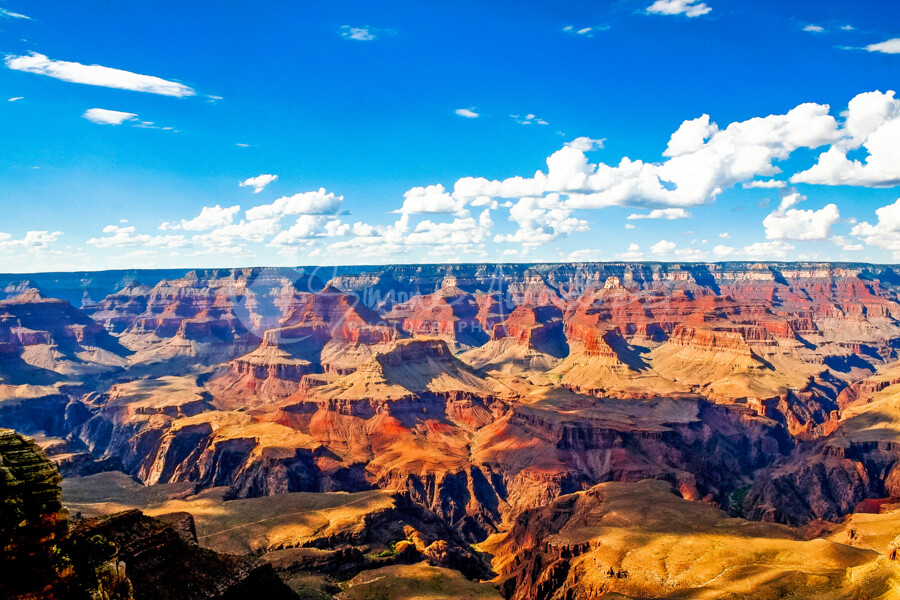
[{"xmin": 1, "ymin": 0, "xmax": 900, "ymax": 272}]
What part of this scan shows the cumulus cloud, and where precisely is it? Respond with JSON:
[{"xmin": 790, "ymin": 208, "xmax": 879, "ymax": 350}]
[
  {"xmin": 192, "ymin": 219, "xmax": 278, "ymax": 248},
  {"xmin": 246, "ymin": 188, "xmax": 343, "ymax": 220},
  {"xmin": 339, "ymin": 25, "xmax": 393, "ymax": 41},
  {"xmin": 270, "ymin": 215, "xmax": 346, "ymax": 245},
  {"xmin": 5, "ymin": 53, "xmax": 195, "ymax": 97},
  {"xmin": 792, "ymin": 90, "xmax": 900, "ymax": 187},
  {"xmin": 494, "ymin": 194, "xmax": 588, "ymax": 245},
  {"xmin": 82, "ymin": 108, "xmax": 137, "ymax": 125},
  {"xmin": 87, "ymin": 225, "xmax": 187, "ymax": 249},
  {"xmin": 568, "ymin": 248, "xmax": 603, "ymax": 261},
  {"xmin": 650, "ymin": 239, "xmax": 677, "ymax": 255},
  {"xmin": 565, "ymin": 136, "xmax": 605, "ymax": 151},
  {"xmin": 713, "ymin": 244, "xmax": 735, "ymax": 257},
  {"xmin": 762, "ymin": 192, "xmax": 840, "ymax": 241},
  {"xmin": 663, "ymin": 114, "xmax": 717, "ymax": 157},
  {"xmin": 451, "ymin": 104, "xmax": 837, "ymax": 214},
  {"xmin": 803, "ymin": 24, "xmax": 825, "ymax": 33},
  {"xmin": 397, "ymin": 184, "xmax": 465, "ymax": 215},
  {"xmin": 646, "ymin": 0, "xmax": 711, "ymax": 18},
  {"xmin": 743, "ymin": 240, "xmax": 795, "ymax": 258},
  {"xmin": 616, "ymin": 243, "xmax": 644, "ymax": 260},
  {"xmin": 0, "ymin": 230, "xmax": 62, "ymax": 249},
  {"xmin": 407, "ymin": 212, "xmax": 492, "ymax": 246},
  {"xmin": 455, "ymin": 108, "xmax": 479, "ymax": 118},
  {"xmin": 626, "ymin": 208, "xmax": 691, "ymax": 220},
  {"xmin": 743, "ymin": 179, "xmax": 786, "ymax": 189},
  {"xmin": 866, "ymin": 39, "xmax": 900, "ymax": 54},
  {"xmin": 240, "ymin": 173, "xmax": 278, "ymax": 193},
  {"xmin": 850, "ymin": 198, "xmax": 900, "ymax": 256},
  {"xmin": 160, "ymin": 205, "xmax": 240, "ymax": 231}
]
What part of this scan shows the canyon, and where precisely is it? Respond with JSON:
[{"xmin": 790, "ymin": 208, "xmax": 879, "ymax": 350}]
[{"xmin": 3, "ymin": 262, "xmax": 900, "ymax": 598}]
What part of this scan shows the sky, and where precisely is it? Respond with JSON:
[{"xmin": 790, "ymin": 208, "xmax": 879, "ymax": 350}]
[{"xmin": 1, "ymin": 0, "xmax": 900, "ymax": 272}]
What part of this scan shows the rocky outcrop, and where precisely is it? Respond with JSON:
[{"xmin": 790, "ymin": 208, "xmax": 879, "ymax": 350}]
[
  {"xmin": 69, "ymin": 510, "xmax": 299, "ymax": 600},
  {"xmin": 385, "ymin": 286, "xmax": 489, "ymax": 349},
  {"xmin": 0, "ymin": 426, "xmax": 301, "ymax": 599},
  {"xmin": 0, "ymin": 429, "xmax": 69, "ymax": 600}
]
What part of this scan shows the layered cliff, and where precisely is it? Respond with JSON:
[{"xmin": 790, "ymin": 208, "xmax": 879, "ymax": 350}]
[{"xmin": 745, "ymin": 361, "xmax": 900, "ymax": 525}]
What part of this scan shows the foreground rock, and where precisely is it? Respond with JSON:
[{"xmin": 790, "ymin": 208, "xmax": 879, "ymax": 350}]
[{"xmin": 0, "ymin": 427, "xmax": 298, "ymax": 600}]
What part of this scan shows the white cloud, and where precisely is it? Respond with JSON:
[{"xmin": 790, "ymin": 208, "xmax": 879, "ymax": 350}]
[
  {"xmin": 650, "ymin": 239, "xmax": 677, "ymax": 255},
  {"xmin": 625, "ymin": 223, "xmax": 636, "ymax": 230},
  {"xmin": 0, "ymin": 230, "xmax": 62, "ymax": 249},
  {"xmin": 763, "ymin": 194, "xmax": 840, "ymax": 241},
  {"xmin": 663, "ymin": 114, "xmax": 716, "ymax": 157},
  {"xmin": 339, "ymin": 25, "xmax": 393, "ymax": 41},
  {"xmin": 7, "ymin": 96, "xmax": 23, "ymax": 102},
  {"xmin": 455, "ymin": 108, "xmax": 479, "ymax": 118},
  {"xmin": 616, "ymin": 243, "xmax": 644, "ymax": 260},
  {"xmin": 161, "ymin": 205, "xmax": 240, "ymax": 231},
  {"xmin": 713, "ymin": 244, "xmax": 735, "ymax": 257},
  {"xmin": 192, "ymin": 219, "xmax": 278, "ymax": 248},
  {"xmin": 270, "ymin": 215, "xmax": 342, "ymax": 245},
  {"xmin": 850, "ymin": 198, "xmax": 900, "ymax": 256},
  {"xmin": 719, "ymin": 232, "xmax": 731, "ymax": 238},
  {"xmin": 568, "ymin": 249, "xmax": 603, "ymax": 261},
  {"xmin": 240, "ymin": 173, "xmax": 277, "ymax": 193},
  {"xmin": 672, "ymin": 247, "xmax": 707, "ymax": 260},
  {"xmin": 452, "ymin": 103, "xmax": 837, "ymax": 213},
  {"xmin": 511, "ymin": 113, "xmax": 549, "ymax": 126},
  {"xmin": 0, "ymin": 8, "xmax": 30, "ymax": 19},
  {"xmin": 397, "ymin": 184, "xmax": 465, "ymax": 215},
  {"xmin": 406, "ymin": 213, "xmax": 491, "ymax": 246},
  {"xmin": 792, "ymin": 90, "xmax": 900, "ymax": 187},
  {"xmin": 866, "ymin": 39, "xmax": 900, "ymax": 54},
  {"xmin": 643, "ymin": 239, "xmax": 705, "ymax": 259},
  {"xmin": 776, "ymin": 191, "xmax": 803, "ymax": 211},
  {"xmin": 82, "ymin": 108, "xmax": 137, "ymax": 125},
  {"xmin": 87, "ymin": 226, "xmax": 187, "ymax": 249},
  {"xmin": 646, "ymin": 0, "xmax": 711, "ymax": 18},
  {"xmin": 803, "ymin": 24, "xmax": 825, "ymax": 33},
  {"xmin": 494, "ymin": 194, "xmax": 588, "ymax": 245},
  {"xmin": 565, "ymin": 136, "xmax": 604, "ymax": 151},
  {"xmin": 246, "ymin": 188, "xmax": 343, "ymax": 220},
  {"xmin": 626, "ymin": 208, "xmax": 691, "ymax": 220},
  {"xmin": 562, "ymin": 25, "xmax": 608, "ymax": 37},
  {"xmin": 5, "ymin": 53, "xmax": 195, "ymax": 97},
  {"xmin": 743, "ymin": 179, "xmax": 786, "ymax": 189},
  {"xmin": 743, "ymin": 240, "xmax": 795, "ymax": 258}
]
